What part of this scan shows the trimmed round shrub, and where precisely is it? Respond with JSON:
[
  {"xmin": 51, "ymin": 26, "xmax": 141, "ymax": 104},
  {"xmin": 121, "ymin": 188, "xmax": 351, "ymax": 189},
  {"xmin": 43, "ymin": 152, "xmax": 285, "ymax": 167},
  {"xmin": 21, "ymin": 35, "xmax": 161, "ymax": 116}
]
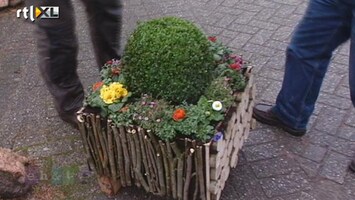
[{"xmin": 122, "ymin": 16, "xmax": 214, "ymax": 104}]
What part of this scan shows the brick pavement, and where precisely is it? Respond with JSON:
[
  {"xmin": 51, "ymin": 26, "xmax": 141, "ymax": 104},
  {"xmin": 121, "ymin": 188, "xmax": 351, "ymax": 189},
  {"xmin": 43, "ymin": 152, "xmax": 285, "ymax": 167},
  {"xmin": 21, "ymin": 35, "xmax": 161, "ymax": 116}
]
[{"xmin": 1, "ymin": 0, "xmax": 355, "ymax": 199}]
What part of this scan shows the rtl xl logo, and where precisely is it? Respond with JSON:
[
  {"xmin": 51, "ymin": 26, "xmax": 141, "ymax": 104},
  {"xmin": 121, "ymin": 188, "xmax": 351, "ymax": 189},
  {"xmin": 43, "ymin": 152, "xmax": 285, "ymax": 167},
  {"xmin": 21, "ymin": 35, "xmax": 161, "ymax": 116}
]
[{"xmin": 17, "ymin": 6, "xmax": 59, "ymax": 22}]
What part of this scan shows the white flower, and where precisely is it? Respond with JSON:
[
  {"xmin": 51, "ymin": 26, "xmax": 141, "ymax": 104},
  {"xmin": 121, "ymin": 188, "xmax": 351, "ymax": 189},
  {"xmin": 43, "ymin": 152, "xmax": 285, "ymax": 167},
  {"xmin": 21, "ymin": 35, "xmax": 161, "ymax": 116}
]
[{"xmin": 212, "ymin": 101, "xmax": 223, "ymax": 111}]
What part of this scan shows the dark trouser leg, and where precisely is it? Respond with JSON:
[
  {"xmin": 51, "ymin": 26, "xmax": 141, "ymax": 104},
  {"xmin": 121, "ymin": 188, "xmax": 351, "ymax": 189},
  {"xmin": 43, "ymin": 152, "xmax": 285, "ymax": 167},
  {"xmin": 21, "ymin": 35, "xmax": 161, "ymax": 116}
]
[
  {"xmin": 80, "ymin": 0, "xmax": 123, "ymax": 68},
  {"xmin": 26, "ymin": 0, "xmax": 84, "ymax": 118}
]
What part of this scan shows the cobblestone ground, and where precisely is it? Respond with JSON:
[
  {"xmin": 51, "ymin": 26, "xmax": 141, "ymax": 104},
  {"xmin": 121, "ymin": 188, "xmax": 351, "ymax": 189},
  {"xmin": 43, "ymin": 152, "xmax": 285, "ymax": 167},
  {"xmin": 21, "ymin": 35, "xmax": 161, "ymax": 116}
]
[{"xmin": 1, "ymin": 0, "xmax": 355, "ymax": 200}]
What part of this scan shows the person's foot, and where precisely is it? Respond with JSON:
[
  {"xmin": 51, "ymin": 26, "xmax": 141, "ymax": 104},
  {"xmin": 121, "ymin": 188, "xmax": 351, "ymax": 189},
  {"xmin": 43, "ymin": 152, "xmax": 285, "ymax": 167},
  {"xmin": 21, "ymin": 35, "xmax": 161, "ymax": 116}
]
[
  {"xmin": 60, "ymin": 112, "xmax": 79, "ymax": 130},
  {"xmin": 253, "ymin": 103, "xmax": 306, "ymax": 137}
]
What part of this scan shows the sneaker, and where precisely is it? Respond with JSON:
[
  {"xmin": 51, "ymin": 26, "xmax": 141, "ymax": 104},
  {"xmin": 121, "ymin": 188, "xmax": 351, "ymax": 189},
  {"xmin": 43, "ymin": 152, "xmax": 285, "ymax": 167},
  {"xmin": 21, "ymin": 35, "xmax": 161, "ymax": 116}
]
[{"xmin": 253, "ymin": 103, "xmax": 306, "ymax": 137}]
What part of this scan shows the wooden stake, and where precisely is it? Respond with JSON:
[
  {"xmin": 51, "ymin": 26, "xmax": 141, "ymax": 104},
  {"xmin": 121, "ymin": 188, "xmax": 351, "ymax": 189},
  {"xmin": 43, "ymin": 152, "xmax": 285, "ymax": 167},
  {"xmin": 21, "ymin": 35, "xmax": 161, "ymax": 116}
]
[
  {"xmin": 137, "ymin": 129, "xmax": 150, "ymax": 192},
  {"xmin": 197, "ymin": 147, "xmax": 206, "ymax": 200},
  {"xmin": 167, "ymin": 142, "xmax": 177, "ymax": 199},
  {"xmin": 159, "ymin": 141, "xmax": 171, "ymax": 197},
  {"xmin": 118, "ymin": 126, "xmax": 132, "ymax": 186},
  {"xmin": 147, "ymin": 131, "xmax": 166, "ymax": 196},
  {"xmin": 132, "ymin": 129, "xmax": 142, "ymax": 188},
  {"xmin": 112, "ymin": 125, "xmax": 126, "ymax": 187},
  {"xmin": 107, "ymin": 121, "xmax": 117, "ymax": 182},
  {"xmin": 183, "ymin": 151, "xmax": 193, "ymax": 200}
]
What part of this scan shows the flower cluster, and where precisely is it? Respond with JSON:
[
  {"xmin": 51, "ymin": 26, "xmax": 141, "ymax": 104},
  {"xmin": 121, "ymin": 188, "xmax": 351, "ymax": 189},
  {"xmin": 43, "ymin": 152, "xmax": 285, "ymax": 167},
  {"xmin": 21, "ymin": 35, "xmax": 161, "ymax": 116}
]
[
  {"xmin": 85, "ymin": 36, "xmax": 249, "ymax": 142},
  {"xmin": 100, "ymin": 82, "xmax": 128, "ymax": 104}
]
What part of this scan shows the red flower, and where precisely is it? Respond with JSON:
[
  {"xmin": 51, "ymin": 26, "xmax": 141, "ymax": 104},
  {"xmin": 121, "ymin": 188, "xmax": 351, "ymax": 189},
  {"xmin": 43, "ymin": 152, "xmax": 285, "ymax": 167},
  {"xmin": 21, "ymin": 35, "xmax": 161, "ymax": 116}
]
[
  {"xmin": 106, "ymin": 60, "xmax": 113, "ymax": 65},
  {"xmin": 229, "ymin": 63, "xmax": 241, "ymax": 70},
  {"xmin": 208, "ymin": 36, "xmax": 217, "ymax": 42},
  {"xmin": 92, "ymin": 81, "xmax": 104, "ymax": 91},
  {"xmin": 173, "ymin": 108, "xmax": 186, "ymax": 121}
]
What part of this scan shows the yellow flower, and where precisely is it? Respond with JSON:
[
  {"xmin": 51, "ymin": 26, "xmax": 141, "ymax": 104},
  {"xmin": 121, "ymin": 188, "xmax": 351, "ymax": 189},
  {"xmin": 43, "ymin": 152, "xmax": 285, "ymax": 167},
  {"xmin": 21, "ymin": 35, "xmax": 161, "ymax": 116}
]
[{"xmin": 99, "ymin": 82, "xmax": 129, "ymax": 104}]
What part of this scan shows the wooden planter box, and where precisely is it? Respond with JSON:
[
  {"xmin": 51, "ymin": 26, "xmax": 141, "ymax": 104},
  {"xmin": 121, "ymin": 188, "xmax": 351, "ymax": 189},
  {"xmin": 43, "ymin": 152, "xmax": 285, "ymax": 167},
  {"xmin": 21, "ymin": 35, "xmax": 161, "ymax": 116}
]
[{"xmin": 77, "ymin": 71, "xmax": 256, "ymax": 200}]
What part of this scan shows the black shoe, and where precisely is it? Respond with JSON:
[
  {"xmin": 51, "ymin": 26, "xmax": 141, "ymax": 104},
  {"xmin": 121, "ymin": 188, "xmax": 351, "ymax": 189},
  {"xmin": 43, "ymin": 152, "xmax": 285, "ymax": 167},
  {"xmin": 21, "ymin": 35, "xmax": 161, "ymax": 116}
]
[
  {"xmin": 350, "ymin": 159, "xmax": 355, "ymax": 172},
  {"xmin": 253, "ymin": 103, "xmax": 306, "ymax": 137},
  {"xmin": 60, "ymin": 112, "xmax": 79, "ymax": 130}
]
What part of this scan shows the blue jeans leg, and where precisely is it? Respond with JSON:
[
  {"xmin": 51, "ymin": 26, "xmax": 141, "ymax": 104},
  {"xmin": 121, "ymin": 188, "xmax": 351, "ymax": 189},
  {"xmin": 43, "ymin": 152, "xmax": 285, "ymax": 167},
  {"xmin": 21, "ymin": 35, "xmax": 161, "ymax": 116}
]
[{"xmin": 273, "ymin": 0, "xmax": 352, "ymax": 130}]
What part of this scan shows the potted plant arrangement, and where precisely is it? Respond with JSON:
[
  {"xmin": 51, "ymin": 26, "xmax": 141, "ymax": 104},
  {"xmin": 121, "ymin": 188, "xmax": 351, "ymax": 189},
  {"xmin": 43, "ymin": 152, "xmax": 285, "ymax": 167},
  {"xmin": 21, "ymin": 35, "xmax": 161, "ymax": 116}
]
[{"xmin": 77, "ymin": 16, "xmax": 256, "ymax": 200}]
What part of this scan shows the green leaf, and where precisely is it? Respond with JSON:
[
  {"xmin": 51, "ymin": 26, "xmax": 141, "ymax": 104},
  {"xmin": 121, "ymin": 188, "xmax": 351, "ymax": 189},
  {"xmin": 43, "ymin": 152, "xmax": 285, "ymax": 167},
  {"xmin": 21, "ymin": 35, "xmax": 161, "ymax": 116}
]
[{"xmin": 108, "ymin": 103, "xmax": 124, "ymax": 112}]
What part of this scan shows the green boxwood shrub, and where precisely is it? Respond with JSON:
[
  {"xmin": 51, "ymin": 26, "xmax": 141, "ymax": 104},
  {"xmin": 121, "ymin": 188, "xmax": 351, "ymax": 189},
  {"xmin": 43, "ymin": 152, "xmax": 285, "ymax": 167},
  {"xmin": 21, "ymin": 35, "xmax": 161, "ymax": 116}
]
[{"xmin": 122, "ymin": 16, "xmax": 214, "ymax": 104}]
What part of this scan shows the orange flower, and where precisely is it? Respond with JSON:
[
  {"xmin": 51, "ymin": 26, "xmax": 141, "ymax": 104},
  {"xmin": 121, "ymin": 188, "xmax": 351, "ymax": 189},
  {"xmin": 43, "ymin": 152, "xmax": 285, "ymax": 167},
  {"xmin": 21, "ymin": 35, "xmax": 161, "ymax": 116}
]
[
  {"xmin": 173, "ymin": 108, "xmax": 186, "ymax": 121},
  {"xmin": 120, "ymin": 106, "xmax": 129, "ymax": 113},
  {"xmin": 93, "ymin": 81, "xmax": 104, "ymax": 91},
  {"xmin": 112, "ymin": 67, "xmax": 121, "ymax": 75}
]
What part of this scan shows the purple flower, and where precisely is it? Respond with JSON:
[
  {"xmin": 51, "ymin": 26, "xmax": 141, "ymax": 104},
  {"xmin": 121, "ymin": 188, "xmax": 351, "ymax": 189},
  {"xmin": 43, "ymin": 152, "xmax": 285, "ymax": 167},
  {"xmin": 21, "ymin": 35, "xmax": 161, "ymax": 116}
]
[{"xmin": 213, "ymin": 132, "xmax": 223, "ymax": 142}]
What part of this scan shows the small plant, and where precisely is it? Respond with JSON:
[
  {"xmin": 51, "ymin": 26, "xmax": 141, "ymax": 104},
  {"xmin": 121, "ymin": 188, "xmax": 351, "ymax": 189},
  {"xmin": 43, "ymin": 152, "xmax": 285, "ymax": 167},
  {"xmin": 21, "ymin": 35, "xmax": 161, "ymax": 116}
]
[{"xmin": 123, "ymin": 16, "xmax": 214, "ymax": 104}]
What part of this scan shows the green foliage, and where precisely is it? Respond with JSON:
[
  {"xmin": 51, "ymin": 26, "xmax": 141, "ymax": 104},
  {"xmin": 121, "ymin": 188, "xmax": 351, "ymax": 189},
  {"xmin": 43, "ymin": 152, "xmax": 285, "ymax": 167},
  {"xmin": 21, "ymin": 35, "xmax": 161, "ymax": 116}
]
[
  {"xmin": 123, "ymin": 16, "xmax": 214, "ymax": 104},
  {"xmin": 205, "ymin": 77, "xmax": 234, "ymax": 109}
]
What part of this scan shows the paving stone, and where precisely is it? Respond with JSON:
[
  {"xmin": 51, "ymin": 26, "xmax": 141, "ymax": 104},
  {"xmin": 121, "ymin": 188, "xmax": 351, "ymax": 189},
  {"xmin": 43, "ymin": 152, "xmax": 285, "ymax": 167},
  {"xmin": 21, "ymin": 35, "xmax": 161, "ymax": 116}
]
[
  {"xmin": 214, "ymin": 14, "xmax": 239, "ymax": 28},
  {"xmin": 271, "ymin": 26, "xmax": 293, "ymax": 42},
  {"xmin": 235, "ymin": 11, "xmax": 258, "ymax": 25},
  {"xmin": 344, "ymin": 108, "xmax": 355, "ymax": 127},
  {"xmin": 229, "ymin": 32, "xmax": 253, "ymax": 49},
  {"xmin": 272, "ymin": 191, "xmax": 316, "ymax": 200},
  {"xmin": 259, "ymin": 67, "xmax": 284, "ymax": 81},
  {"xmin": 223, "ymin": 164, "xmax": 266, "ymax": 200},
  {"xmin": 273, "ymin": 4, "xmax": 297, "ymax": 18},
  {"xmin": 27, "ymin": 139, "xmax": 74, "ymax": 158},
  {"xmin": 260, "ymin": 80, "xmax": 282, "ymax": 102},
  {"xmin": 329, "ymin": 137, "xmax": 355, "ymax": 157},
  {"xmin": 294, "ymin": 155, "xmax": 321, "ymax": 178},
  {"xmin": 52, "ymin": 151, "xmax": 86, "ymax": 167},
  {"xmin": 301, "ymin": 144, "xmax": 328, "ymax": 162},
  {"xmin": 319, "ymin": 151, "xmax": 350, "ymax": 184},
  {"xmin": 259, "ymin": 171, "xmax": 311, "ymax": 198},
  {"xmin": 243, "ymin": 43, "xmax": 277, "ymax": 56},
  {"xmin": 264, "ymin": 39, "xmax": 288, "ymax": 51},
  {"xmin": 254, "ymin": 8, "xmax": 275, "ymax": 21},
  {"xmin": 333, "ymin": 54, "xmax": 350, "ymax": 66},
  {"xmin": 320, "ymin": 72, "xmax": 344, "ymax": 94},
  {"xmin": 338, "ymin": 125, "xmax": 355, "ymax": 142},
  {"xmin": 249, "ymin": 29, "xmax": 274, "ymax": 45},
  {"xmin": 303, "ymin": 130, "xmax": 337, "ymax": 147},
  {"xmin": 229, "ymin": 23, "xmax": 260, "ymax": 34},
  {"xmin": 314, "ymin": 107, "xmax": 347, "ymax": 135},
  {"xmin": 335, "ymin": 85, "xmax": 351, "ymax": 98},
  {"xmin": 307, "ymin": 179, "xmax": 354, "ymax": 200},
  {"xmin": 251, "ymin": 156, "xmax": 301, "ymax": 178},
  {"xmin": 244, "ymin": 128, "xmax": 279, "ymax": 146},
  {"xmin": 269, "ymin": 15, "xmax": 302, "ymax": 27},
  {"xmin": 243, "ymin": 142, "xmax": 286, "ymax": 162}
]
